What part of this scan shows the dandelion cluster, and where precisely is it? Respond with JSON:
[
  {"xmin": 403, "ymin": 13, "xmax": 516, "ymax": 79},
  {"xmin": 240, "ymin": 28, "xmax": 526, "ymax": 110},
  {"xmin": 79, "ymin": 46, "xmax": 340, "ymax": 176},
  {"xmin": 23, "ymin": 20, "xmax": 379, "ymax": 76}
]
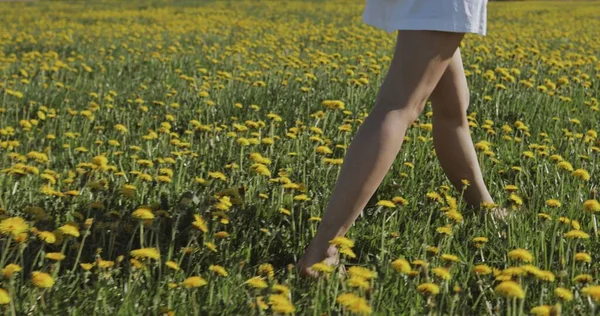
[{"xmin": 0, "ymin": 0, "xmax": 598, "ymax": 314}]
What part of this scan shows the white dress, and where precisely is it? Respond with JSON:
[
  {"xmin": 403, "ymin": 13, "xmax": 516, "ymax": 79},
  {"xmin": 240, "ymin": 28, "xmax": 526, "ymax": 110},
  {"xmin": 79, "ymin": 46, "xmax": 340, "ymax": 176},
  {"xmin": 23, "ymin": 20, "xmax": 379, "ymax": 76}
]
[{"xmin": 362, "ymin": 0, "xmax": 488, "ymax": 36}]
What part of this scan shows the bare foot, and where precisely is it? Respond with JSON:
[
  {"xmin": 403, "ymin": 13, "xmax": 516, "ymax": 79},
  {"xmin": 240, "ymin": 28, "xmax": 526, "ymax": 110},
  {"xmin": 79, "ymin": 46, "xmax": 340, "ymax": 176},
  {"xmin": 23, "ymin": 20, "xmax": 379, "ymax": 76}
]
[
  {"xmin": 297, "ymin": 245, "xmax": 342, "ymax": 278},
  {"xmin": 480, "ymin": 207, "xmax": 510, "ymax": 239},
  {"xmin": 489, "ymin": 207, "xmax": 510, "ymax": 222}
]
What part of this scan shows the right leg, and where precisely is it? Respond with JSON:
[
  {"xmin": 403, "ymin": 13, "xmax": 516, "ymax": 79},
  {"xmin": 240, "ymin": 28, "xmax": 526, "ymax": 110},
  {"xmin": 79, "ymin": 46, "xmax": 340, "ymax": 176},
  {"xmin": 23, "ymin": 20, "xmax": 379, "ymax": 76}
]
[{"xmin": 297, "ymin": 30, "xmax": 464, "ymax": 277}]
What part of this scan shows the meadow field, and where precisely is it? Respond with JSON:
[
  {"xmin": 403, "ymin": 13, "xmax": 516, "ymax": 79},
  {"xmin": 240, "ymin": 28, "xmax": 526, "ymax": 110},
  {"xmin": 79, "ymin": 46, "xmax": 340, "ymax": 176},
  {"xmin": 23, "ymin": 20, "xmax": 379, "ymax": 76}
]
[{"xmin": 0, "ymin": 0, "xmax": 599, "ymax": 314}]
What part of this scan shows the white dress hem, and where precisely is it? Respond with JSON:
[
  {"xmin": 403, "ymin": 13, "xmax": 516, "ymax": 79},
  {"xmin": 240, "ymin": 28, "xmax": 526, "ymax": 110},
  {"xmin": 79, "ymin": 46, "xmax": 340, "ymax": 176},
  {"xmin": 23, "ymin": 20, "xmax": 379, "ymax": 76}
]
[
  {"xmin": 362, "ymin": 17, "xmax": 486, "ymax": 36},
  {"xmin": 362, "ymin": 0, "xmax": 488, "ymax": 36}
]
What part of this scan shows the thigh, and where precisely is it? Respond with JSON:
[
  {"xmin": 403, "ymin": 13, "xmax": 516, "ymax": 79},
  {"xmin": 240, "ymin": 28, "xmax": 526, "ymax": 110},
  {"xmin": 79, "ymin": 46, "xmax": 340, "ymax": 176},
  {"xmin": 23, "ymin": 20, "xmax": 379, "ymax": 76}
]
[
  {"xmin": 376, "ymin": 30, "xmax": 465, "ymax": 113},
  {"xmin": 429, "ymin": 48, "xmax": 470, "ymax": 115}
]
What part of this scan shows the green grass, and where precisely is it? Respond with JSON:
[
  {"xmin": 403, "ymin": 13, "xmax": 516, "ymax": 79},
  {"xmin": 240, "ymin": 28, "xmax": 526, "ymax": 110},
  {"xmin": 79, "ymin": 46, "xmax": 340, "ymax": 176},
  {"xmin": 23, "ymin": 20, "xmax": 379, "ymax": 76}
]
[{"xmin": 0, "ymin": 0, "xmax": 599, "ymax": 315}]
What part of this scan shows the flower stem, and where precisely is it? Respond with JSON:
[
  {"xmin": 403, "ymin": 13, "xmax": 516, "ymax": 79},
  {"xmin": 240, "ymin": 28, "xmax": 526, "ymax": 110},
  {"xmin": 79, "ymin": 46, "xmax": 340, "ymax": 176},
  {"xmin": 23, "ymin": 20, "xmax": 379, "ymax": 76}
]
[
  {"xmin": 71, "ymin": 232, "xmax": 88, "ymax": 274},
  {"xmin": 0, "ymin": 237, "xmax": 12, "ymax": 268}
]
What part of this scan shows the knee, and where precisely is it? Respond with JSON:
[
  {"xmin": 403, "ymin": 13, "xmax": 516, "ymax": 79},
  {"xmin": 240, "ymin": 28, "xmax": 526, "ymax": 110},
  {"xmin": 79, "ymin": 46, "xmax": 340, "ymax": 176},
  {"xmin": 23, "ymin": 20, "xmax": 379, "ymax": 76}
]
[
  {"xmin": 432, "ymin": 89, "xmax": 470, "ymax": 123},
  {"xmin": 374, "ymin": 87, "xmax": 429, "ymax": 123}
]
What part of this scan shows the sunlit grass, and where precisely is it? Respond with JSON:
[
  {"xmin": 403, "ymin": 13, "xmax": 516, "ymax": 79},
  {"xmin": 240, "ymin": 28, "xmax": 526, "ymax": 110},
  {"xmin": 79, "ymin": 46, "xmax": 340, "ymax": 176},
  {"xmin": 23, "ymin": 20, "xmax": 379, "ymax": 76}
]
[{"xmin": 0, "ymin": 0, "xmax": 599, "ymax": 314}]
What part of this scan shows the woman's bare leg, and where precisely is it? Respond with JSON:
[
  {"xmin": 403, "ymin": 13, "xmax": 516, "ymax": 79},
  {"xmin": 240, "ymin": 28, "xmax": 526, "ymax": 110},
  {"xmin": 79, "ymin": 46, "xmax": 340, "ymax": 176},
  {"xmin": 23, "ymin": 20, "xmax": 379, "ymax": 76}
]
[
  {"xmin": 429, "ymin": 49, "xmax": 494, "ymax": 207},
  {"xmin": 297, "ymin": 30, "xmax": 464, "ymax": 277}
]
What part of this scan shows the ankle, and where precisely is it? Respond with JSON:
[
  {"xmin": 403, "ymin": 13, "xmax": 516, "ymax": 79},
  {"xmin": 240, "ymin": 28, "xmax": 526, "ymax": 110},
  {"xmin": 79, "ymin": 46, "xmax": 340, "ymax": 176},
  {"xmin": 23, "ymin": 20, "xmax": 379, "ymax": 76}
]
[
  {"xmin": 325, "ymin": 245, "xmax": 339, "ymax": 258},
  {"xmin": 302, "ymin": 243, "xmax": 339, "ymax": 263}
]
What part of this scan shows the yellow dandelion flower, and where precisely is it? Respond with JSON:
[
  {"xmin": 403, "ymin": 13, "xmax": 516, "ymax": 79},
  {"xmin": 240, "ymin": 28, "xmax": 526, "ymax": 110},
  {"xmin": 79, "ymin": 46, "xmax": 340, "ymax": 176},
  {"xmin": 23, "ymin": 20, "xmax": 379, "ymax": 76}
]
[
  {"xmin": 444, "ymin": 210, "xmax": 463, "ymax": 223},
  {"xmin": 502, "ymin": 267, "xmax": 525, "ymax": 277},
  {"xmin": 391, "ymin": 258, "xmax": 411, "ymax": 274},
  {"xmin": 582, "ymin": 285, "xmax": 600, "ymax": 302},
  {"xmin": 509, "ymin": 194, "xmax": 523, "ymax": 206},
  {"xmin": 251, "ymin": 163, "xmax": 271, "ymax": 176},
  {"xmin": 204, "ymin": 242, "xmax": 217, "ymax": 252},
  {"xmin": 2, "ymin": 264, "xmax": 22, "ymax": 278},
  {"xmin": 574, "ymin": 252, "xmax": 591, "ymax": 263},
  {"xmin": 426, "ymin": 192, "xmax": 442, "ymax": 202},
  {"xmin": 0, "ymin": 288, "xmax": 10, "ymax": 305},
  {"xmin": 416, "ymin": 283, "xmax": 440, "ymax": 296},
  {"xmin": 214, "ymin": 196, "xmax": 232, "ymax": 211},
  {"xmin": 37, "ymin": 231, "xmax": 56, "ymax": 244},
  {"xmin": 166, "ymin": 261, "xmax": 180, "ymax": 271},
  {"xmin": 293, "ymin": 194, "xmax": 310, "ymax": 201},
  {"xmin": 156, "ymin": 175, "xmax": 172, "ymax": 183},
  {"xmin": 268, "ymin": 294, "xmax": 296, "ymax": 314},
  {"xmin": 245, "ymin": 276, "xmax": 268, "ymax": 289},
  {"xmin": 31, "ymin": 271, "xmax": 54, "ymax": 288},
  {"xmin": 436, "ymin": 225, "xmax": 453, "ymax": 236},
  {"xmin": 208, "ymin": 171, "xmax": 227, "ymax": 181},
  {"xmin": 574, "ymin": 274, "xmax": 593, "ymax": 283},
  {"xmin": 339, "ymin": 246, "xmax": 357, "ymax": 258},
  {"xmin": 564, "ymin": 230, "xmax": 590, "ymax": 239},
  {"xmin": 520, "ymin": 264, "xmax": 541, "ymax": 276},
  {"xmin": 0, "ymin": 217, "xmax": 29, "ymax": 237},
  {"xmin": 472, "ymin": 264, "xmax": 492, "ymax": 275},
  {"xmin": 209, "ymin": 265, "xmax": 228, "ymax": 277},
  {"xmin": 558, "ymin": 217, "xmax": 571, "ymax": 224},
  {"xmin": 80, "ymin": 263, "xmax": 94, "ymax": 271},
  {"xmin": 315, "ymin": 146, "xmax": 332, "ymax": 154},
  {"xmin": 392, "ymin": 196, "xmax": 408, "ymax": 205},
  {"xmin": 545, "ymin": 199, "xmax": 562, "ymax": 207},
  {"xmin": 554, "ymin": 287, "xmax": 573, "ymax": 301},
  {"xmin": 530, "ymin": 305, "xmax": 551, "ymax": 316},
  {"xmin": 347, "ymin": 266, "xmax": 377, "ymax": 280},
  {"xmin": 522, "ymin": 151, "xmax": 535, "ymax": 159},
  {"xmin": 310, "ymin": 262, "xmax": 334, "ymax": 274},
  {"xmin": 347, "ymin": 275, "xmax": 370, "ymax": 290},
  {"xmin": 538, "ymin": 213, "xmax": 552, "ymax": 221},
  {"xmin": 114, "ymin": 124, "xmax": 128, "ymax": 133},
  {"xmin": 214, "ymin": 231, "xmax": 230, "ymax": 239},
  {"xmin": 508, "ymin": 248, "xmax": 534, "ymax": 263},
  {"xmin": 329, "ymin": 236, "xmax": 355, "ymax": 248},
  {"xmin": 557, "ymin": 161, "xmax": 573, "ymax": 171},
  {"xmin": 336, "ymin": 293, "xmax": 372, "ymax": 314},
  {"xmin": 272, "ymin": 284, "xmax": 291, "ymax": 296},
  {"xmin": 251, "ymin": 296, "xmax": 269, "ymax": 311},
  {"xmin": 411, "ymin": 260, "xmax": 429, "ymax": 267},
  {"xmin": 535, "ymin": 270, "xmax": 555, "ymax": 282},
  {"xmin": 130, "ymin": 248, "xmax": 160, "ymax": 260},
  {"xmin": 97, "ymin": 260, "xmax": 114, "ymax": 269},
  {"xmin": 583, "ymin": 200, "xmax": 600, "ymax": 213},
  {"xmin": 58, "ymin": 224, "xmax": 80, "ymax": 238},
  {"xmin": 494, "ymin": 281, "xmax": 525, "ymax": 299},
  {"xmin": 550, "ymin": 154, "xmax": 563, "ymax": 162},
  {"xmin": 473, "ymin": 237, "xmax": 489, "ymax": 243},
  {"xmin": 376, "ymin": 200, "xmax": 395, "ymax": 208},
  {"xmin": 495, "ymin": 274, "xmax": 512, "ymax": 282},
  {"xmin": 336, "ymin": 293, "xmax": 360, "ymax": 306},
  {"xmin": 426, "ymin": 246, "xmax": 439, "ymax": 255},
  {"xmin": 441, "ymin": 254, "xmax": 459, "ymax": 263},
  {"xmin": 130, "ymin": 258, "xmax": 144, "ymax": 269},
  {"xmin": 258, "ymin": 263, "xmax": 275, "ymax": 279},
  {"xmin": 132, "ymin": 207, "xmax": 154, "ymax": 220},
  {"xmin": 192, "ymin": 214, "xmax": 208, "ymax": 233},
  {"xmin": 92, "ymin": 155, "xmax": 108, "ymax": 167},
  {"xmin": 45, "ymin": 252, "xmax": 66, "ymax": 261},
  {"xmin": 572, "ymin": 169, "xmax": 590, "ymax": 181},
  {"xmin": 182, "ymin": 276, "xmax": 208, "ymax": 288},
  {"xmin": 432, "ymin": 267, "xmax": 451, "ymax": 280}
]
